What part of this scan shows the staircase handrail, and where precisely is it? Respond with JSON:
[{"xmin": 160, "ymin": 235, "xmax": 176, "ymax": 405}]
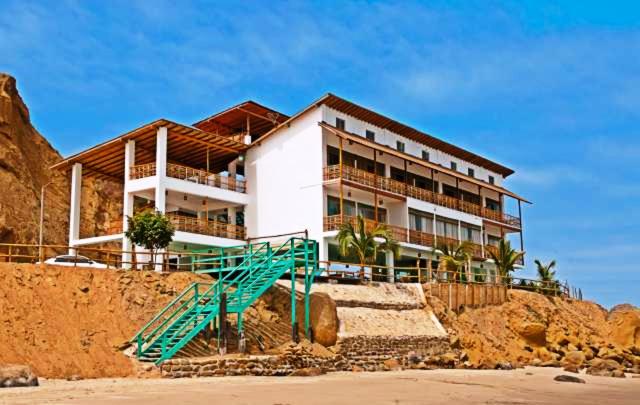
[{"xmin": 131, "ymin": 282, "xmax": 201, "ymax": 343}]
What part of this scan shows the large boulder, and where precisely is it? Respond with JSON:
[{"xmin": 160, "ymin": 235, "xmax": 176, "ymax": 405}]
[
  {"xmin": 608, "ymin": 304, "xmax": 640, "ymax": 349},
  {"xmin": 563, "ymin": 351, "xmax": 586, "ymax": 367},
  {"xmin": 516, "ymin": 322, "xmax": 547, "ymax": 347},
  {"xmin": 586, "ymin": 358, "xmax": 625, "ymax": 377},
  {"xmin": 296, "ymin": 292, "xmax": 338, "ymax": 347},
  {"xmin": 0, "ymin": 365, "xmax": 39, "ymax": 388}
]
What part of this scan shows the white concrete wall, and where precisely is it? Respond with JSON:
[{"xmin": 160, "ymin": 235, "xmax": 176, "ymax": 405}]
[
  {"xmin": 322, "ymin": 106, "xmax": 504, "ymax": 187},
  {"xmin": 245, "ymin": 107, "xmax": 324, "ymax": 241}
]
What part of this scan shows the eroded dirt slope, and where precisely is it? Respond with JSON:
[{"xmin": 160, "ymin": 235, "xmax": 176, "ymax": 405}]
[{"xmin": 0, "ymin": 263, "xmax": 210, "ymax": 378}]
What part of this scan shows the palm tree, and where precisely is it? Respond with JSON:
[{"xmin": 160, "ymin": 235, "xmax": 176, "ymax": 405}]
[
  {"xmin": 336, "ymin": 215, "xmax": 400, "ymax": 280},
  {"xmin": 535, "ymin": 259, "xmax": 558, "ymax": 295},
  {"xmin": 488, "ymin": 239, "xmax": 524, "ymax": 284},
  {"xmin": 437, "ymin": 241, "xmax": 475, "ymax": 282}
]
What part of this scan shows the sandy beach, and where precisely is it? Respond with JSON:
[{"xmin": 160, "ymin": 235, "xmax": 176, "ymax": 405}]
[{"xmin": 0, "ymin": 367, "xmax": 638, "ymax": 405}]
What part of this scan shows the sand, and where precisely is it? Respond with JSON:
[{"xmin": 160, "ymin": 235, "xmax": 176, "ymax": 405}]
[{"xmin": 1, "ymin": 368, "xmax": 638, "ymax": 405}]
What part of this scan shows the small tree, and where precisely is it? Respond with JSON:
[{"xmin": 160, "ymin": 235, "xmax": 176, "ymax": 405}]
[
  {"xmin": 535, "ymin": 259, "xmax": 559, "ymax": 295},
  {"xmin": 437, "ymin": 241, "xmax": 475, "ymax": 282},
  {"xmin": 488, "ymin": 239, "xmax": 524, "ymax": 284},
  {"xmin": 125, "ymin": 210, "xmax": 175, "ymax": 269},
  {"xmin": 336, "ymin": 215, "xmax": 399, "ymax": 280}
]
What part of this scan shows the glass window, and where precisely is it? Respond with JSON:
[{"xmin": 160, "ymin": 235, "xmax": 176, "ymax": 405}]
[
  {"xmin": 461, "ymin": 223, "xmax": 481, "ymax": 243},
  {"xmin": 357, "ymin": 202, "xmax": 386, "ymax": 222},
  {"xmin": 336, "ymin": 118, "xmax": 345, "ymax": 130},
  {"xmin": 468, "ymin": 168, "xmax": 475, "ymax": 177},
  {"xmin": 409, "ymin": 209, "xmax": 434, "ymax": 233},
  {"xmin": 365, "ymin": 130, "xmax": 375, "ymax": 141},
  {"xmin": 422, "ymin": 150, "xmax": 429, "ymax": 161},
  {"xmin": 396, "ymin": 141, "xmax": 405, "ymax": 152},
  {"xmin": 327, "ymin": 196, "xmax": 355, "ymax": 216},
  {"xmin": 486, "ymin": 198, "xmax": 501, "ymax": 211},
  {"xmin": 450, "ymin": 161, "xmax": 457, "ymax": 171},
  {"xmin": 488, "ymin": 175, "xmax": 495, "ymax": 185},
  {"xmin": 436, "ymin": 219, "xmax": 458, "ymax": 240}
]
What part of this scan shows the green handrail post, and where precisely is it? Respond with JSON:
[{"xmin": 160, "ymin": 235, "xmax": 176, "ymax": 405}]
[{"xmin": 304, "ymin": 238, "xmax": 311, "ymax": 339}]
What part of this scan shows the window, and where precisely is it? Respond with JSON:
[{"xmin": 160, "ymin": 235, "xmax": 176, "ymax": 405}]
[
  {"xmin": 335, "ymin": 117, "xmax": 345, "ymax": 130},
  {"xmin": 468, "ymin": 168, "xmax": 475, "ymax": 178},
  {"xmin": 461, "ymin": 223, "xmax": 482, "ymax": 244},
  {"xmin": 450, "ymin": 161, "xmax": 457, "ymax": 171},
  {"xmin": 488, "ymin": 175, "xmax": 495, "ymax": 185},
  {"xmin": 396, "ymin": 141, "xmax": 405, "ymax": 152},
  {"xmin": 409, "ymin": 209, "xmax": 434, "ymax": 233},
  {"xmin": 365, "ymin": 130, "xmax": 375, "ymax": 141},
  {"xmin": 357, "ymin": 202, "xmax": 387, "ymax": 223},
  {"xmin": 327, "ymin": 196, "xmax": 355, "ymax": 216},
  {"xmin": 421, "ymin": 150, "xmax": 429, "ymax": 161},
  {"xmin": 436, "ymin": 219, "xmax": 459, "ymax": 240},
  {"xmin": 485, "ymin": 198, "xmax": 501, "ymax": 212}
]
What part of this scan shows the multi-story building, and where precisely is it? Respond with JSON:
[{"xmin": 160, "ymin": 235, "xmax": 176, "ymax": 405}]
[{"xmin": 53, "ymin": 94, "xmax": 528, "ymax": 278}]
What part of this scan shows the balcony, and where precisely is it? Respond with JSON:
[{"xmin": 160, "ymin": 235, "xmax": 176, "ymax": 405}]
[
  {"xmin": 167, "ymin": 212, "xmax": 246, "ymax": 240},
  {"xmin": 323, "ymin": 215, "xmax": 523, "ymax": 263},
  {"xmin": 130, "ymin": 163, "xmax": 246, "ymax": 193},
  {"xmin": 323, "ymin": 164, "xmax": 521, "ymax": 228}
]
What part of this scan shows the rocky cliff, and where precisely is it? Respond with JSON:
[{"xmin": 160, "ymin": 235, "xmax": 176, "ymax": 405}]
[
  {"xmin": 429, "ymin": 290, "xmax": 640, "ymax": 375},
  {"xmin": 0, "ymin": 73, "xmax": 121, "ymax": 246}
]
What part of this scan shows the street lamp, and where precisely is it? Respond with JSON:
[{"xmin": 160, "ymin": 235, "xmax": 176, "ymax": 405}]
[{"xmin": 38, "ymin": 181, "xmax": 53, "ymax": 262}]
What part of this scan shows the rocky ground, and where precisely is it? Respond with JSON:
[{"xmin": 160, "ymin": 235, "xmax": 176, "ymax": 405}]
[{"xmin": 428, "ymin": 289, "xmax": 640, "ymax": 377}]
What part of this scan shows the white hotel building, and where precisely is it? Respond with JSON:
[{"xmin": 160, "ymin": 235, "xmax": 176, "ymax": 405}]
[{"xmin": 53, "ymin": 94, "xmax": 528, "ymax": 278}]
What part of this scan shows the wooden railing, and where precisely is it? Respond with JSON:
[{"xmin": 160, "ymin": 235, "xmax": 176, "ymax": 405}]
[
  {"xmin": 129, "ymin": 163, "xmax": 246, "ymax": 193},
  {"xmin": 130, "ymin": 163, "xmax": 156, "ymax": 179},
  {"xmin": 323, "ymin": 214, "xmax": 408, "ymax": 243},
  {"xmin": 166, "ymin": 212, "xmax": 246, "ymax": 240},
  {"xmin": 166, "ymin": 163, "xmax": 246, "ymax": 193},
  {"xmin": 324, "ymin": 164, "xmax": 522, "ymax": 228}
]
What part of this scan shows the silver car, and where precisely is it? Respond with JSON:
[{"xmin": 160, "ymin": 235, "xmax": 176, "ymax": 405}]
[{"xmin": 43, "ymin": 255, "xmax": 108, "ymax": 269}]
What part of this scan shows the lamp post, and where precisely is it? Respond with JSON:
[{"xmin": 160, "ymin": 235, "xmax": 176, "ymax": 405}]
[{"xmin": 38, "ymin": 181, "xmax": 53, "ymax": 262}]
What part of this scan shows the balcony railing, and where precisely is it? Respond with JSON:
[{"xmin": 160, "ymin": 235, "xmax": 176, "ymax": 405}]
[
  {"xmin": 129, "ymin": 163, "xmax": 246, "ymax": 193},
  {"xmin": 323, "ymin": 214, "xmax": 408, "ymax": 243},
  {"xmin": 166, "ymin": 163, "xmax": 246, "ymax": 193},
  {"xmin": 323, "ymin": 216, "xmax": 522, "ymax": 263},
  {"xmin": 324, "ymin": 164, "xmax": 521, "ymax": 228},
  {"xmin": 130, "ymin": 163, "xmax": 156, "ymax": 179},
  {"xmin": 166, "ymin": 212, "xmax": 246, "ymax": 240}
]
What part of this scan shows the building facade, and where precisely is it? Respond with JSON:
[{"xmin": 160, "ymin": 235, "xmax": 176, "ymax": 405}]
[{"xmin": 53, "ymin": 94, "xmax": 528, "ymax": 278}]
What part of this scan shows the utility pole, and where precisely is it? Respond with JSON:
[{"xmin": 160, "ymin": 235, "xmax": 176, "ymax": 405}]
[{"xmin": 39, "ymin": 182, "xmax": 53, "ymax": 262}]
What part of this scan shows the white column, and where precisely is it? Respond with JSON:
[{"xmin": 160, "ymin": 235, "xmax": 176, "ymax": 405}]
[
  {"xmin": 386, "ymin": 251, "xmax": 395, "ymax": 283},
  {"xmin": 155, "ymin": 127, "xmax": 167, "ymax": 213},
  {"xmin": 122, "ymin": 140, "xmax": 135, "ymax": 269},
  {"xmin": 154, "ymin": 127, "xmax": 168, "ymax": 272},
  {"xmin": 68, "ymin": 163, "xmax": 82, "ymax": 254}
]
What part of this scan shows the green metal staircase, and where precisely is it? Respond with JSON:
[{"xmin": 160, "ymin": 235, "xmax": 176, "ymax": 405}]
[{"xmin": 131, "ymin": 237, "xmax": 319, "ymax": 364}]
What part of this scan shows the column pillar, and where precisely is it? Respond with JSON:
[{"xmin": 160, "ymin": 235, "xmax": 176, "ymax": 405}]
[
  {"xmin": 68, "ymin": 163, "xmax": 82, "ymax": 254},
  {"xmin": 154, "ymin": 128, "xmax": 167, "ymax": 272},
  {"xmin": 386, "ymin": 251, "xmax": 395, "ymax": 283},
  {"xmin": 122, "ymin": 140, "xmax": 135, "ymax": 269}
]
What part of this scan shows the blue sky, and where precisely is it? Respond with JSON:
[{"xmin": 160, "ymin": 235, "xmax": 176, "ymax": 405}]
[{"xmin": 1, "ymin": 1, "xmax": 638, "ymax": 307}]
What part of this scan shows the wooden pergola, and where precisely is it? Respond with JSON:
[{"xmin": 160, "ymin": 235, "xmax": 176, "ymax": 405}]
[{"xmin": 50, "ymin": 119, "xmax": 250, "ymax": 182}]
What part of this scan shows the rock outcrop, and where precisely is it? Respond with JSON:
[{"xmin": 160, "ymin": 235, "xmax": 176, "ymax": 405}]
[
  {"xmin": 0, "ymin": 73, "xmax": 121, "ymax": 246},
  {"xmin": 430, "ymin": 289, "xmax": 640, "ymax": 374},
  {"xmin": 0, "ymin": 365, "xmax": 38, "ymax": 388}
]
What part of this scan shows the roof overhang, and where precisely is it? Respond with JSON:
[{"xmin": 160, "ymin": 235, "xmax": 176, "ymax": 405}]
[
  {"xmin": 51, "ymin": 119, "xmax": 249, "ymax": 181},
  {"xmin": 320, "ymin": 121, "xmax": 530, "ymax": 204},
  {"xmin": 193, "ymin": 100, "xmax": 288, "ymax": 143}
]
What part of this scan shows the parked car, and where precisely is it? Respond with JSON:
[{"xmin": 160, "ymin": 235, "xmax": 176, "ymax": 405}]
[{"xmin": 42, "ymin": 255, "xmax": 108, "ymax": 269}]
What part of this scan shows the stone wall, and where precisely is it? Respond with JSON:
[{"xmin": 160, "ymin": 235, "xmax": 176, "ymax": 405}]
[{"xmin": 161, "ymin": 335, "xmax": 451, "ymax": 378}]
